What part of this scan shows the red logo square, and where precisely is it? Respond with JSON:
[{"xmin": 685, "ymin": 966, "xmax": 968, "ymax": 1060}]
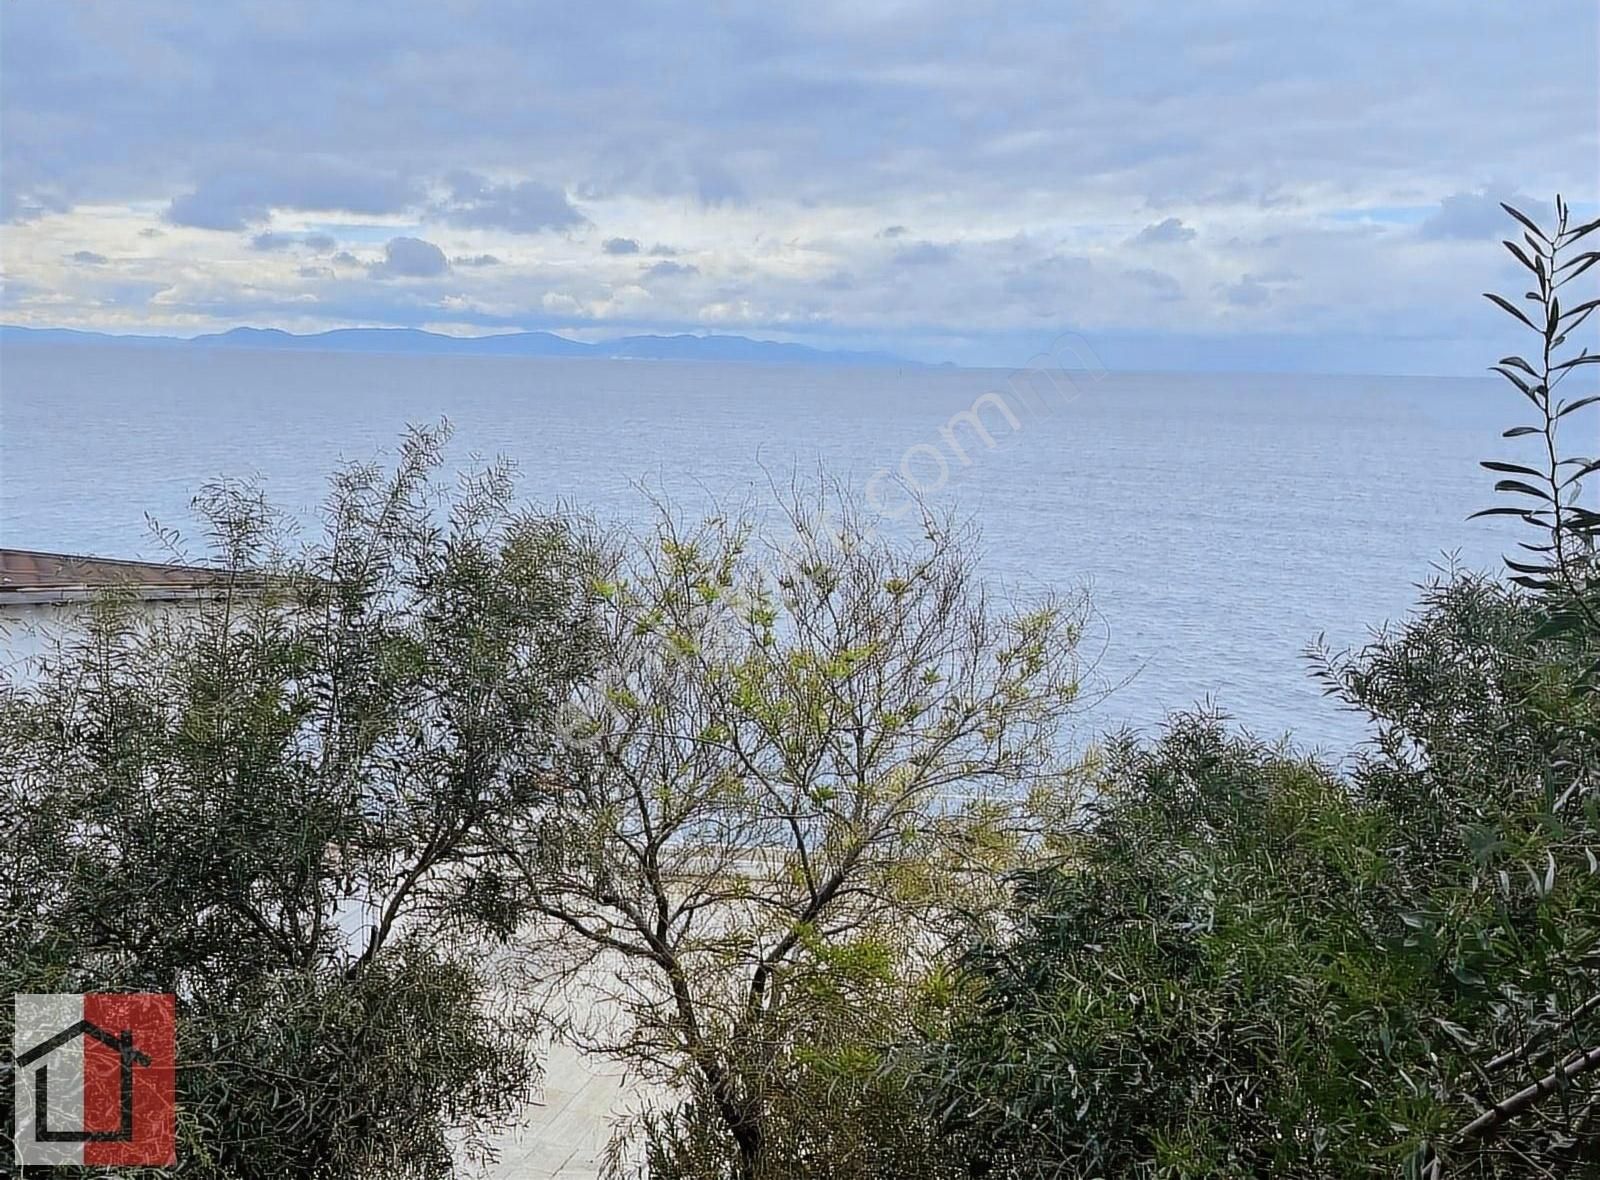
[{"xmin": 12, "ymin": 992, "xmax": 176, "ymax": 1167}]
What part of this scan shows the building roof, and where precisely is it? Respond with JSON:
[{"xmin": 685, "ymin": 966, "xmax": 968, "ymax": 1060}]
[{"xmin": 0, "ymin": 548, "xmax": 231, "ymax": 603}]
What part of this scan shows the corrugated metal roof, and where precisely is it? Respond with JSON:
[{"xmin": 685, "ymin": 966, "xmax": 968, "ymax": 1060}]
[{"xmin": 0, "ymin": 548, "xmax": 227, "ymax": 595}]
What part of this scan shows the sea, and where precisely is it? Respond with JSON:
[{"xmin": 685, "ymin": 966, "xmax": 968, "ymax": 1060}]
[{"xmin": 0, "ymin": 341, "xmax": 1528, "ymax": 757}]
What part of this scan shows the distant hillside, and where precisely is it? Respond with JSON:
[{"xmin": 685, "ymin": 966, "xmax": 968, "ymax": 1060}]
[{"xmin": 0, "ymin": 325, "xmax": 914, "ymax": 367}]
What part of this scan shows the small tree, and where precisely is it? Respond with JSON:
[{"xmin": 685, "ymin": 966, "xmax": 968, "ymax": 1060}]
[
  {"xmin": 494, "ymin": 493, "xmax": 1085, "ymax": 1179},
  {"xmin": 928, "ymin": 630, "xmax": 1600, "ymax": 1178},
  {"xmin": 1, "ymin": 424, "xmax": 601, "ymax": 1177},
  {"xmin": 1327, "ymin": 574, "xmax": 1600, "ymax": 1176},
  {"xmin": 633, "ymin": 932, "xmax": 969, "ymax": 1180},
  {"xmin": 926, "ymin": 716, "xmax": 1411, "ymax": 1178},
  {"xmin": 1476, "ymin": 196, "xmax": 1600, "ymax": 648}
]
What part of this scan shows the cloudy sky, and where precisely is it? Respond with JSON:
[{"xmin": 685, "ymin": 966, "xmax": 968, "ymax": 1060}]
[{"xmin": 2, "ymin": 1, "xmax": 1595, "ymax": 371}]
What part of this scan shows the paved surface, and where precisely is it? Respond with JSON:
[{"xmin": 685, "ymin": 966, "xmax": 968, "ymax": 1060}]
[{"xmin": 484, "ymin": 1036, "xmax": 648, "ymax": 1179}]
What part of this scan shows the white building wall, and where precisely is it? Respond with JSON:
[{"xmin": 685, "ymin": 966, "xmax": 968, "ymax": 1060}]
[{"xmin": 0, "ymin": 597, "xmax": 204, "ymax": 682}]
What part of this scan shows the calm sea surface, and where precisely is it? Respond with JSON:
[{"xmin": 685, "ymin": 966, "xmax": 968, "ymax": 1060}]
[{"xmin": 0, "ymin": 343, "xmax": 1521, "ymax": 754}]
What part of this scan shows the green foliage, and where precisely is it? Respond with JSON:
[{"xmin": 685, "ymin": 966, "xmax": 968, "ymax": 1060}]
[
  {"xmin": 926, "ymin": 570, "xmax": 1600, "ymax": 1178},
  {"xmin": 1328, "ymin": 574, "xmax": 1600, "ymax": 1176},
  {"xmin": 1, "ymin": 424, "xmax": 600, "ymax": 1177},
  {"xmin": 1475, "ymin": 196, "xmax": 1600, "ymax": 656},
  {"xmin": 926, "ymin": 717, "xmax": 1409, "ymax": 1177},
  {"xmin": 176, "ymin": 947, "xmax": 532, "ymax": 1178},
  {"xmin": 507, "ymin": 492, "xmax": 1085, "ymax": 1180},
  {"xmin": 637, "ymin": 927, "xmax": 966, "ymax": 1180},
  {"xmin": 1321, "ymin": 573, "xmax": 1599, "ymax": 879}
]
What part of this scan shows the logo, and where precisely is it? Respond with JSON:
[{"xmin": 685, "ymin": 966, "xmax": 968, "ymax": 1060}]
[{"xmin": 12, "ymin": 993, "xmax": 176, "ymax": 1167}]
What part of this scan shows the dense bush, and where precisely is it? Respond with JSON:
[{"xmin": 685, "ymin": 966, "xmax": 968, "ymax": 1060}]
[
  {"xmin": 1, "ymin": 425, "xmax": 600, "ymax": 1177},
  {"xmin": 635, "ymin": 937, "xmax": 966, "ymax": 1180},
  {"xmin": 928, "ymin": 572, "xmax": 1599, "ymax": 1177}
]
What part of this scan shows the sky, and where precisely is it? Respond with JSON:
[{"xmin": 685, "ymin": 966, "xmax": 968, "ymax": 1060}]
[{"xmin": 1, "ymin": 1, "xmax": 1596, "ymax": 372}]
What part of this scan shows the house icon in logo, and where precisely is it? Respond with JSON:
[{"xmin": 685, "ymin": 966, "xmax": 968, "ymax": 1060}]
[
  {"xmin": 15, "ymin": 1018, "xmax": 152, "ymax": 1143},
  {"xmin": 12, "ymin": 992, "xmax": 176, "ymax": 1167}
]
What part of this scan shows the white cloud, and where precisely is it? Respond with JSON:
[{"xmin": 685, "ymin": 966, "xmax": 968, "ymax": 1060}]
[
  {"xmin": 1133, "ymin": 217, "xmax": 1196, "ymax": 246},
  {"xmin": 434, "ymin": 171, "xmax": 584, "ymax": 234},
  {"xmin": 1420, "ymin": 188, "xmax": 1546, "ymax": 240},
  {"xmin": 369, "ymin": 236, "xmax": 449, "ymax": 279},
  {"xmin": 0, "ymin": 1, "xmax": 1595, "ymax": 369}
]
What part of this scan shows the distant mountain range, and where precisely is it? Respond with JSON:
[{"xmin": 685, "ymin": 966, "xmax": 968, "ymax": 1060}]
[{"xmin": 0, "ymin": 324, "xmax": 916, "ymax": 367}]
